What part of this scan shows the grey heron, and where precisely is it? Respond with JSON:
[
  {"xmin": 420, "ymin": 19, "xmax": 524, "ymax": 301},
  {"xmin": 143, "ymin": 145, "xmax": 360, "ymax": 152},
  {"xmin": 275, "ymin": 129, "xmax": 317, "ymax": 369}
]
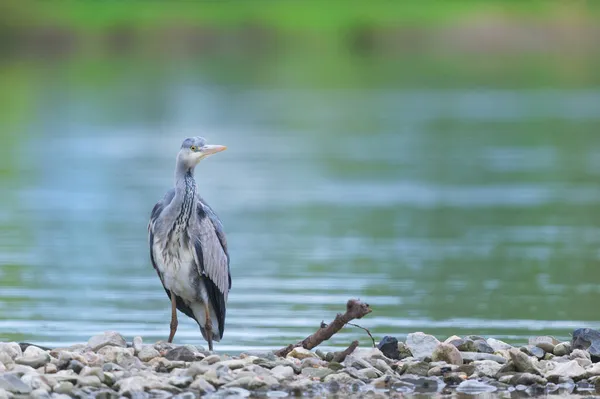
[{"xmin": 148, "ymin": 137, "xmax": 231, "ymax": 351}]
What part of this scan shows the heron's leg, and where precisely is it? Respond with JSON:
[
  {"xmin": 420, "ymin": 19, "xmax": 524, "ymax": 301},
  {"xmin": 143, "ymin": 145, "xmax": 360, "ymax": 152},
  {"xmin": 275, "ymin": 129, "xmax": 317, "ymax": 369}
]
[
  {"xmin": 203, "ymin": 302, "xmax": 214, "ymax": 351},
  {"xmin": 168, "ymin": 292, "xmax": 178, "ymax": 343}
]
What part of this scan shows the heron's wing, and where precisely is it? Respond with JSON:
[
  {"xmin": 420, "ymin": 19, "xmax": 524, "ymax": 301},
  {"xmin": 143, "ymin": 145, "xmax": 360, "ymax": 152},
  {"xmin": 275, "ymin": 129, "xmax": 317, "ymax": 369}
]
[
  {"xmin": 192, "ymin": 200, "xmax": 230, "ymax": 339},
  {"xmin": 198, "ymin": 196, "xmax": 231, "ymax": 288},
  {"xmin": 148, "ymin": 190, "xmax": 196, "ymax": 319}
]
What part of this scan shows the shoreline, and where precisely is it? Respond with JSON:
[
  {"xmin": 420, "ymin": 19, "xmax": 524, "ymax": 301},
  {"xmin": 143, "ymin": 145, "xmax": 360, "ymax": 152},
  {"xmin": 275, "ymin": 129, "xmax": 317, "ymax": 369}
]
[{"xmin": 1, "ymin": 329, "xmax": 600, "ymax": 398}]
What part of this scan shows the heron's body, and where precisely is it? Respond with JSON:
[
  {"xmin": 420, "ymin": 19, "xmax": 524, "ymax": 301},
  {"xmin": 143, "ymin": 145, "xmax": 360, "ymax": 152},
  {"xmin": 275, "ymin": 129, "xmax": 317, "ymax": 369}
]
[{"xmin": 148, "ymin": 137, "xmax": 230, "ymax": 350}]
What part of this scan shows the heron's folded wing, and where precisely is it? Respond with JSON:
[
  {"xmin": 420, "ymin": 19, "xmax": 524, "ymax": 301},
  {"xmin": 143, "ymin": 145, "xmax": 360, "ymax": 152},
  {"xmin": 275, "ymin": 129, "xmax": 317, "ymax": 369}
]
[{"xmin": 193, "ymin": 202, "xmax": 230, "ymax": 338}]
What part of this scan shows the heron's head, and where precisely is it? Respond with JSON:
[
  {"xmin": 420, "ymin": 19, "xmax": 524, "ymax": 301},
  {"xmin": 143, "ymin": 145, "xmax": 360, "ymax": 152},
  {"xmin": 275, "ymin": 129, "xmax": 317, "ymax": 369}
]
[{"xmin": 177, "ymin": 137, "xmax": 227, "ymax": 168}]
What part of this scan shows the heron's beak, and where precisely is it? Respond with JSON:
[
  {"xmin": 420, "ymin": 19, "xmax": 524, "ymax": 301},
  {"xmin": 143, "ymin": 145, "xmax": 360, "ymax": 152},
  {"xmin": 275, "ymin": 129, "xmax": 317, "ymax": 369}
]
[{"xmin": 201, "ymin": 145, "xmax": 227, "ymax": 155}]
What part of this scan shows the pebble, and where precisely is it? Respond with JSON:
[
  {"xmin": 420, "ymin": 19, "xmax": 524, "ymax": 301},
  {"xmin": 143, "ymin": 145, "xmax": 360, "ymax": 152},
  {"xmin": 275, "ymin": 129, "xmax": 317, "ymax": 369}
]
[
  {"xmin": 87, "ymin": 331, "xmax": 127, "ymax": 352},
  {"xmin": 431, "ymin": 343, "xmax": 462, "ymax": 365},
  {"xmin": 377, "ymin": 336, "xmax": 399, "ymax": 360},
  {"xmin": 405, "ymin": 332, "xmax": 440, "ymax": 359},
  {"xmin": 132, "ymin": 337, "xmax": 143, "ymax": 355},
  {"xmin": 0, "ymin": 331, "xmax": 596, "ymax": 397},
  {"xmin": 487, "ymin": 338, "xmax": 513, "ymax": 351}
]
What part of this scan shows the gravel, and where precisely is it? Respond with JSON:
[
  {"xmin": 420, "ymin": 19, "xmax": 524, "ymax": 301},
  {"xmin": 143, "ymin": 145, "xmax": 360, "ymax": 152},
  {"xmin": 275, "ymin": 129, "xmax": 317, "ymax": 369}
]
[{"xmin": 1, "ymin": 329, "xmax": 600, "ymax": 397}]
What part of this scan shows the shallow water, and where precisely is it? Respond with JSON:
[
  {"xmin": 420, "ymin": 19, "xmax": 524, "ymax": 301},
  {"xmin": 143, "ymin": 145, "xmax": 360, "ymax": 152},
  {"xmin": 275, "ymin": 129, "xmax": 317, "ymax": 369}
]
[{"xmin": 1, "ymin": 78, "xmax": 600, "ymax": 351}]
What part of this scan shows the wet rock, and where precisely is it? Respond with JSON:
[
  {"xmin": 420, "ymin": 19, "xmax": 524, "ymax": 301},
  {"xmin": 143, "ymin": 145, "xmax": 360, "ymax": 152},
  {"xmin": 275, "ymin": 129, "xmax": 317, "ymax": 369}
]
[
  {"xmin": 510, "ymin": 372, "xmax": 547, "ymax": 385},
  {"xmin": 0, "ymin": 343, "xmax": 21, "ymax": 360},
  {"xmin": 520, "ymin": 345, "xmax": 545, "ymax": 359},
  {"xmin": 487, "ymin": 338, "xmax": 512, "ymax": 351},
  {"xmin": 138, "ymin": 346, "xmax": 160, "ymax": 362},
  {"xmin": 377, "ymin": 336, "xmax": 399, "ymax": 360},
  {"xmin": 431, "ymin": 343, "xmax": 462, "ymax": 365},
  {"xmin": 404, "ymin": 361, "xmax": 430, "ymax": 376},
  {"xmin": 165, "ymin": 347, "xmax": 196, "ymax": 362},
  {"xmin": 461, "ymin": 352, "xmax": 507, "ymax": 364},
  {"xmin": 405, "ymin": 332, "xmax": 440, "ymax": 359},
  {"xmin": 458, "ymin": 363, "xmax": 476, "ymax": 376},
  {"xmin": 529, "ymin": 336, "xmax": 558, "ymax": 353},
  {"xmin": 472, "ymin": 360, "xmax": 502, "ymax": 377},
  {"xmin": 287, "ymin": 347, "xmax": 318, "ymax": 360},
  {"xmin": 132, "ymin": 337, "xmax": 143, "ymax": 355},
  {"xmin": 554, "ymin": 342, "xmax": 572, "ymax": 356},
  {"xmin": 443, "ymin": 372, "xmax": 466, "ymax": 385},
  {"xmin": 448, "ymin": 338, "xmax": 475, "ymax": 352},
  {"xmin": 87, "ymin": 331, "xmax": 127, "ymax": 352},
  {"xmin": 509, "ymin": 348, "xmax": 541, "ymax": 374},
  {"xmin": 545, "ymin": 360, "xmax": 586, "ymax": 382},
  {"xmin": 0, "ymin": 374, "xmax": 32, "ymax": 394},
  {"xmin": 455, "ymin": 379, "xmax": 497, "ymax": 393},
  {"xmin": 473, "ymin": 340, "xmax": 494, "ymax": 354}
]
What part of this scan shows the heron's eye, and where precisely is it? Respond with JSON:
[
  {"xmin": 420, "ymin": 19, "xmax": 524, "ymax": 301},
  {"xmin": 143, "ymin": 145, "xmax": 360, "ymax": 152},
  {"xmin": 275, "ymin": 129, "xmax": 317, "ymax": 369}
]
[{"xmin": 190, "ymin": 146, "xmax": 196, "ymax": 151}]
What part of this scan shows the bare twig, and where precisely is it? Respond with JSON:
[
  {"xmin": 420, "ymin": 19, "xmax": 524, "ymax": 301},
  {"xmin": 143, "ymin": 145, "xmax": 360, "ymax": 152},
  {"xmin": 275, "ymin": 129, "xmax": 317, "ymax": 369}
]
[
  {"xmin": 347, "ymin": 322, "xmax": 376, "ymax": 348},
  {"xmin": 332, "ymin": 340, "xmax": 359, "ymax": 362},
  {"xmin": 275, "ymin": 299, "xmax": 372, "ymax": 357}
]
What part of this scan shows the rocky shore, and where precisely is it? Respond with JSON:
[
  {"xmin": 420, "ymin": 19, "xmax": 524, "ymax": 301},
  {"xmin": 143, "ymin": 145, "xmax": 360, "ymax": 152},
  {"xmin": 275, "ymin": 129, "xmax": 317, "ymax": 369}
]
[{"xmin": 1, "ymin": 328, "xmax": 600, "ymax": 398}]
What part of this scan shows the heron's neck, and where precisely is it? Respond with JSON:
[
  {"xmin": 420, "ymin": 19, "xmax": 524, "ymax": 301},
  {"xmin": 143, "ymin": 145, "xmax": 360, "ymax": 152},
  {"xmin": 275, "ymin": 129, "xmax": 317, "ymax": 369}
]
[{"xmin": 171, "ymin": 165, "xmax": 197, "ymax": 235}]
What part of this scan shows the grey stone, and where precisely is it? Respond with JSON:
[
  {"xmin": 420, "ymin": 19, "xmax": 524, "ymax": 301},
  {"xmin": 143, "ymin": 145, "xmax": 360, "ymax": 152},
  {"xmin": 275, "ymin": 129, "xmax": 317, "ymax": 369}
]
[
  {"xmin": 52, "ymin": 381, "xmax": 73, "ymax": 394},
  {"xmin": 443, "ymin": 372, "xmax": 465, "ymax": 385},
  {"xmin": 323, "ymin": 372, "xmax": 357, "ymax": 384},
  {"xmin": 138, "ymin": 346, "xmax": 160, "ymax": 362},
  {"xmin": 77, "ymin": 375, "xmax": 102, "ymax": 388},
  {"xmin": 472, "ymin": 360, "xmax": 502, "ymax": 377},
  {"xmin": 185, "ymin": 362, "xmax": 210, "ymax": 378},
  {"xmin": 487, "ymin": 338, "xmax": 513, "ymax": 351},
  {"xmin": 404, "ymin": 361, "xmax": 430, "ymax": 376},
  {"xmin": 218, "ymin": 359, "xmax": 245, "ymax": 370},
  {"xmin": 461, "ymin": 352, "xmax": 507, "ymax": 364},
  {"xmin": 0, "ymin": 343, "xmax": 22, "ymax": 360},
  {"xmin": 520, "ymin": 345, "xmax": 545, "ymax": 359},
  {"xmin": 509, "ymin": 349, "xmax": 541, "ymax": 374},
  {"xmin": 15, "ymin": 354, "xmax": 50, "ymax": 369},
  {"xmin": 575, "ymin": 357, "xmax": 592, "ymax": 368},
  {"xmin": 168, "ymin": 376, "xmax": 192, "ymax": 388},
  {"xmin": 354, "ymin": 367, "xmax": 382, "ymax": 380},
  {"xmin": 0, "ymin": 374, "xmax": 32, "ymax": 394},
  {"xmin": 473, "ymin": 339, "xmax": 494, "ymax": 354},
  {"xmin": 215, "ymin": 387, "xmax": 250, "ymax": 398},
  {"xmin": 20, "ymin": 374, "xmax": 50, "ymax": 392},
  {"xmin": 455, "ymin": 379, "xmax": 497, "ymax": 393},
  {"xmin": 188, "ymin": 377, "xmax": 215, "ymax": 394},
  {"xmin": 132, "ymin": 337, "xmax": 143, "ymax": 355},
  {"xmin": 529, "ymin": 336, "xmax": 558, "ymax": 353},
  {"xmin": 545, "ymin": 360, "xmax": 586, "ymax": 382},
  {"xmin": 570, "ymin": 348, "xmax": 591, "ymax": 360},
  {"xmin": 165, "ymin": 347, "xmax": 195, "ymax": 362},
  {"xmin": 67, "ymin": 360, "xmax": 84, "ymax": 374},
  {"xmin": 87, "ymin": 331, "xmax": 127, "ymax": 352},
  {"xmin": 30, "ymin": 388, "xmax": 51, "ymax": 399},
  {"xmin": 585, "ymin": 362, "xmax": 600, "ymax": 378},
  {"xmin": 405, "ymin": 332, "xmax": 440, "ymax": 359},
  {"xmin": 80, "ymin": 366, "xmax": 105, "ymax": 383},
  {"xmin": 202, "ymin": 354, "xmax": 221, "ymax": 365},
  {"xmin": 271, "ymin": 365, "xmax": 294, "ymax": 380},
  {"xmin": 510, "ymin": 372, "xmax": 547, "ymax": 386},
  {"xmin": 431, "ymin": 343, "xmax": 462, "ymax": 365},
  {"xmin": 554, "ymin": 342, "xmax": 572, "ymax": 356},
  {"xmin": 377, "ymin": 336, "xmax": 399, "ymax": 360},
  {"xmin": 23, "ymin": 346, "xmax": 48, "ymax": 358}
]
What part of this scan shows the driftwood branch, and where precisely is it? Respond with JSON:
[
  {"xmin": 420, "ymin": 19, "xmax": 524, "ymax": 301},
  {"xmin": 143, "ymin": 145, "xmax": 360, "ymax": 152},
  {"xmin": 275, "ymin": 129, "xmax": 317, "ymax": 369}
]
[
  {"xmin": 275, "ymin": 299, "xmax": 372, "ymax": 357},
  {"xmin": 347, "ymin": 322, "xmax": 376, "ymax": 348},
  {"xmin": 332, "ymin": 340, "xmax": 359, "ymax": 362}
]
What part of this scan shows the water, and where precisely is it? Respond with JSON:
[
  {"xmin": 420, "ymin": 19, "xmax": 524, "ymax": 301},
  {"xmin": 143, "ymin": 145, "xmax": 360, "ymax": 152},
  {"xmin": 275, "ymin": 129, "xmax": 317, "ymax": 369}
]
[{"xmin": 2, "ymin": 78, "xmax": 600, "ymax": 352}]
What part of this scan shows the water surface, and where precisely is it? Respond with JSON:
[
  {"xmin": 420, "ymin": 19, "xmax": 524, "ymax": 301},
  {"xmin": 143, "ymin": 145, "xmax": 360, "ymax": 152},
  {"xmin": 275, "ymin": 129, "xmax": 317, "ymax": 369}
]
[{"xmin": 1, "ymin": 79, "xmax": 600, "ymax": 351}]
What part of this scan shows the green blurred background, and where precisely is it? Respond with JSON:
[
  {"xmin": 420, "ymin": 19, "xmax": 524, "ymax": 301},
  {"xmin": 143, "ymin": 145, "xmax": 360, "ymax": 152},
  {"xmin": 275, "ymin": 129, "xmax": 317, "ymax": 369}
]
[{"xmin": 1, "ymin": 1, "xmax": 600, "ymax": 350}]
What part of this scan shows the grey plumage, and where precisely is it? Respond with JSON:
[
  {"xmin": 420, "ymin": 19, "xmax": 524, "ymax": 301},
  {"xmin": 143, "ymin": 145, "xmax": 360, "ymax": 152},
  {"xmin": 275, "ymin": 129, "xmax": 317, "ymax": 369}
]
[{"xmin": 148, "ymin": 137, "xmax": 230, "ymax": 349}]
